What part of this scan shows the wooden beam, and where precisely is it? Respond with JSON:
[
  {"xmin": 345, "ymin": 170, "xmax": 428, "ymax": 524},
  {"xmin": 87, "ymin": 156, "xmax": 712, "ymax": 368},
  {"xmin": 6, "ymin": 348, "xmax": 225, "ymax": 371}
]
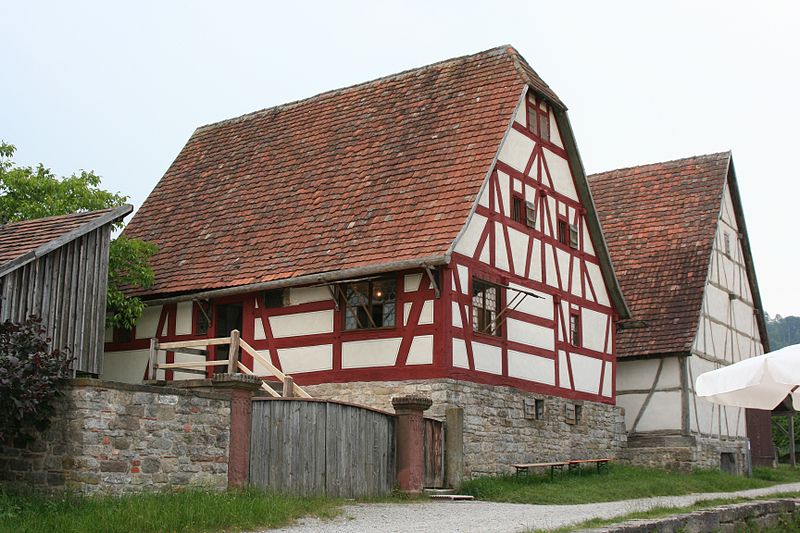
[
  {"xmin": 283, "ymin": 375, "xmax": 295, "ymax": 398},
  {"xmin": 157, "ymin": 337, "xmax": 230, "ymax": 349},
  {"xmin": 157, "ymin": 360, "xmax": 230, "ymax": 369},
  {"xmin": 148, "ymin": 338, "xmax": 159, "ymax": 380},
  {"xmin": 228, "ymin": 330, "xmax": 241, "ymax": 374},
  {"xmin": 237, "ymin": 361, "xmax": 281, "ymax": 397},
  {"xmin": 239, "ymin": 339, "xmax": 312, "ymax": 398}
]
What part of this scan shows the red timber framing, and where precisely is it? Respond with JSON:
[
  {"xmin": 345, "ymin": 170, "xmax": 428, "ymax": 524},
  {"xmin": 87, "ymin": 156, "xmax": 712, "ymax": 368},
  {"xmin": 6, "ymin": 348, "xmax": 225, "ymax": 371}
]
[{"xmin": 105, "ymin": 90, "xmax": 618, "ymax": 405}]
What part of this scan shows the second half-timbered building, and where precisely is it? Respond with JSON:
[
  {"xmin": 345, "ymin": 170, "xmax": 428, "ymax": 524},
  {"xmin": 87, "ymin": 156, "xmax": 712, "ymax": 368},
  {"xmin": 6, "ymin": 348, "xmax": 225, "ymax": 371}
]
[
  {"xmin": 589, "ymin": 153, "xmax": 770, "ymax": 473},
  {"xmin": 103, "ymin": 46, "xmax": 635, "ymax": 475}
]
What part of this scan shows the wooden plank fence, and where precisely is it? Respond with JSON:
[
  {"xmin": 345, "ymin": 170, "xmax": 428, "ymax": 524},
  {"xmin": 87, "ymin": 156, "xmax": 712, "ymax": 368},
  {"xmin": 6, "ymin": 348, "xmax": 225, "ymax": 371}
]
[{"xmin": 249, "ymin": 399, "xmax": 396, "ymax": 498}]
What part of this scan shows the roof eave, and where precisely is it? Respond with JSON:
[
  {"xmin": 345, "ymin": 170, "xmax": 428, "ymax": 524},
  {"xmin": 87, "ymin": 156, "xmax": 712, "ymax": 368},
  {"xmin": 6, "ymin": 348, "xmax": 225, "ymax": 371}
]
[
  {"xmin": 725, "ymin": 157, "xmax": 771, "ymax": 353},
  {"xmin": 141, "ymin": 254, "xmax": 450, "ymax": 306},
  {"xmin": 554, "ymin": 109, "xmax": 632, "ymax": 319}
]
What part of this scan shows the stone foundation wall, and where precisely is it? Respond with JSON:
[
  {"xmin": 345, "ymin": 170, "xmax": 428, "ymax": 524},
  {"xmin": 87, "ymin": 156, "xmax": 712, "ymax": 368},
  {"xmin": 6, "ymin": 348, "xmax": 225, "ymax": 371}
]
[
  {"xmin": 0, "ymin": 379, "xmax": 231, "ymax": 493},
  {"xmin": 304, "ymin": 379, "xmax": 627, "ymax": 477},
  {"xmin": 621, "ymin": 433, "xmax": 749, "ymax": 473},
  {"xmin": 580, "ymin": 499, "xmax": 800, "ymax": 532}
]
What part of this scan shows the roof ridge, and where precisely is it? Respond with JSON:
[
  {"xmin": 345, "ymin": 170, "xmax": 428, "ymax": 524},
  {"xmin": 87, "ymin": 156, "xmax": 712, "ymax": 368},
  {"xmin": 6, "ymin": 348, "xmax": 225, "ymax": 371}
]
[
  {"xmin": 589, "ymin": 151, "xmax": 732, "ymax": 178},
  {"xmin": 194, "ymin": 45, "xmax": 514, "ymax": 134},
  {"xmin": 0, "ymin": 206, "xmax": 117, "ymax": 230}
]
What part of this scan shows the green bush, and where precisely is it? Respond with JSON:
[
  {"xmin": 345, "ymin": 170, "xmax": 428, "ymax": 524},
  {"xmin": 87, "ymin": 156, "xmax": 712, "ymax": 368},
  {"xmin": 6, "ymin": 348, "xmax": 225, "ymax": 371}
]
[{"xmin": 0, "ymin": 317, "xmax": 74, "ymax": 442}]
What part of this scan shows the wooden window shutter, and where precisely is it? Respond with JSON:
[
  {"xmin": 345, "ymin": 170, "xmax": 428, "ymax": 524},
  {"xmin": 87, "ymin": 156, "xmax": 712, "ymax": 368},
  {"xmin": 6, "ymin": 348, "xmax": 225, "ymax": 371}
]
[
  {"xmin": 569, "ymin": 224, "xmax": 579, "ymax": 249},
  {"xmin": 525, "ymin": 201, "xmax": 537, "ymax": 228}
]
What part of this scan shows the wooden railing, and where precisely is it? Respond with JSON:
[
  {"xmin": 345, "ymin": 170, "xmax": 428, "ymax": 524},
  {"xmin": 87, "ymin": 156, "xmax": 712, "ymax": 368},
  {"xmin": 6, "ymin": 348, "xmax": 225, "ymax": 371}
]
[{"xmin": 148, "ymin": 329, "xmax": 311, "ymax": 398}]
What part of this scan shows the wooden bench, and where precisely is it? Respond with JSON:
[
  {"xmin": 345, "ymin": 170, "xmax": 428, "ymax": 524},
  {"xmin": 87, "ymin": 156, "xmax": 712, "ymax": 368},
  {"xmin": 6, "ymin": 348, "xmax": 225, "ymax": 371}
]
[
  {"xmin": 512, "ymin": 461, "xmax": 568, "ymax": 480},
  {"xmin": 567, "ymin": 458, "xmax": 611, "ymax": 475}
]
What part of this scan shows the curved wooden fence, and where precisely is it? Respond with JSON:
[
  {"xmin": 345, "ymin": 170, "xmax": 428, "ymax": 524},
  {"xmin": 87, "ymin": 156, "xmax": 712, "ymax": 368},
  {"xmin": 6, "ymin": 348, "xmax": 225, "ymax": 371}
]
[{"xmin": 249, "ymin": 398, "xmax": 396, "ymax": 498}]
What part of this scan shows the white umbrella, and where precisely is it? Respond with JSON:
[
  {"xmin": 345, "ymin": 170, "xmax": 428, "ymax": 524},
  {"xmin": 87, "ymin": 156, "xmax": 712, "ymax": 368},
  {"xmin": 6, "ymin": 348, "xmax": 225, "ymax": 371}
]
[{"xmin": 695, "ymin": 343, "xmax": 800, "ymax": 410}]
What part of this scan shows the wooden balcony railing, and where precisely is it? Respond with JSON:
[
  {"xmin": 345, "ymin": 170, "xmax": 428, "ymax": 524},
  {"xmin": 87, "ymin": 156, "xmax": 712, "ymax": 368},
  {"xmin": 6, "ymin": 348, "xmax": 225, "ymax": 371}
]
[{"xmin": 147, "ymin": 329, "xmax": 311, "ymax": 398}]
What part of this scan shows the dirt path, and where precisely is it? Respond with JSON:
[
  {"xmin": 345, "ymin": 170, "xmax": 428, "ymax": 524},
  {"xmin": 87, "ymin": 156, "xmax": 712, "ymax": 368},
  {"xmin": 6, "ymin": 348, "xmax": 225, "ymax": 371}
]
[{"xmin": 262, "ymin": 482, "xmax": 800, "ymax": 533}]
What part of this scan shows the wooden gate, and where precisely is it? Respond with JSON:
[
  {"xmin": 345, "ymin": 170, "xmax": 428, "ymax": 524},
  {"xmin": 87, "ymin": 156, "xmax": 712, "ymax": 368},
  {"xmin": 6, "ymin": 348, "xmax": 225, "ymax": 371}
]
[
  {"xmin": 249, "ymin": 398, "xmax": 396, "ymax": 498},
  {"xmin": 423, "ymin": 417, "xmax": 445, "ymax": 488}
]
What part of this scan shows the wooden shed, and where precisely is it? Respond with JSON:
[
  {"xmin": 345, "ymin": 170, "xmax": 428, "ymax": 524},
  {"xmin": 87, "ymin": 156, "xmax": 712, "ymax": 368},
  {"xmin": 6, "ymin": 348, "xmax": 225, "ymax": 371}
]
[{"xmin": 0, "ymin": 205, "xmax": 132, "ymax": 376}]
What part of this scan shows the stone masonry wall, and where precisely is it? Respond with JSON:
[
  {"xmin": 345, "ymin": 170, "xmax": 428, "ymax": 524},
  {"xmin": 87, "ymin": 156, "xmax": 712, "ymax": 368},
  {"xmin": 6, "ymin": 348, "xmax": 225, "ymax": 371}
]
[
  {"xmin": 304, "ymin": 379, "xmax": 627, "ymax": 477},
  {"xmin": 620, "ymin": 433, "xmax": 749, "ymax": 474},
  {"xmin": 0, "ymin": 379, "xmax": 231, "ymax": 493}
]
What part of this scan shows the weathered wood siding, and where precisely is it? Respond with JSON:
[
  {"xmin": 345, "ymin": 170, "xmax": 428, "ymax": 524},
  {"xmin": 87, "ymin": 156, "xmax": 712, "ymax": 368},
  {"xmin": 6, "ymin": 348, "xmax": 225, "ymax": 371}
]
[
  {"xmin": 423, "ymin": 417, "xmax": 445, "ymax": 488},
  {"xmin": 0, "ymin": 225, "xmax": 112, "ymax": 376},
  {"xmin": 250, "ymin": 399, "xmax": 396, "ymax": 498}
]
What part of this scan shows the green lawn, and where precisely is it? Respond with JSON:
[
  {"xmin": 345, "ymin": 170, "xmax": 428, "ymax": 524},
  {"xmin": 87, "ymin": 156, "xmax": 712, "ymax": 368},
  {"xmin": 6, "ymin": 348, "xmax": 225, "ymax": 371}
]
[
  {"xmin": 0, "ymin": 488, "xmax": 339, "ymax": 533},
  {"xmin": 459, "ymin": 465, "xmax": 800, "ymax": 505}
]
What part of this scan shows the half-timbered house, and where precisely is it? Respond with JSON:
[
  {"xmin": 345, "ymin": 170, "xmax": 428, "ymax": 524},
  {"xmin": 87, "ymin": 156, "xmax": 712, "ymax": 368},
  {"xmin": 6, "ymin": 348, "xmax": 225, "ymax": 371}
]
[
  {"xmin": 103, "ymin": 46, "xmax": 631, "ymax": 475},
  {"xmin": 589, "ymin": 153, "xmax": 770, "ymax": 473},
  {"xmin": 0, "ymin": 205, "xmax": 132, "ymax": 375}
]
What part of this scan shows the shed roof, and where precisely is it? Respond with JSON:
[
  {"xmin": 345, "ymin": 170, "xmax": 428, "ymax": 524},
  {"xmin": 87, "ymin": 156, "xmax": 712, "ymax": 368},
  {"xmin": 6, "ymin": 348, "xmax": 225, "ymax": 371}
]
[
  {"xmin": 588, "ymin": 153, "xmax": 754, "ymax": 358},
  {"xmin": 0, "ymin": 206, "xmax": 132, "ymax": 277}
]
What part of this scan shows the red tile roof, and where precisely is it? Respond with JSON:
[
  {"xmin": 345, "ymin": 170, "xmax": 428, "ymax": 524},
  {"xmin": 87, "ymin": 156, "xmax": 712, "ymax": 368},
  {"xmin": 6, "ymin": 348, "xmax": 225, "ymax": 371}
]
[
  {"xmin": 124, "ymin": 46, "xmax": 566, "ymax": 297},
  {"xmin": 0, "ymin": 208, "xmax": 119, "ymax": 268},
  {"xmin": 588, "ymin": 153, "xmax": 731, "ymax": 357}
]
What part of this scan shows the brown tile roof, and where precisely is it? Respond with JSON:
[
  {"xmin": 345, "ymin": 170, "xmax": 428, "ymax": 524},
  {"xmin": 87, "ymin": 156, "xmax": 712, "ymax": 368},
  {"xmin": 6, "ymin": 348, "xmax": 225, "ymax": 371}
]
[
  {"xmin": 0, "ymin": 208, "xmax": 122, "ymax": 269},
  {"xmin": 588, "ymin": 153, "xmax": 731, "ymax": 357},
  {"xmin": 124, "ymin": 46, "xmax": 566, "ymax": 297}
]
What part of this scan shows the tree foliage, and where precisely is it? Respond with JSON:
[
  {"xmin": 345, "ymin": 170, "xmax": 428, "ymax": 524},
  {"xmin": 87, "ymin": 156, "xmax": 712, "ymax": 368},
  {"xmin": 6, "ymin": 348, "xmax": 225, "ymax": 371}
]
[
  {"xmin": 0, "ymin": 141, "xmax": 156, "ymax": 329},
  {"xmin": 0, "ymin": 317, "xmax": 74, "ymax": 442}
]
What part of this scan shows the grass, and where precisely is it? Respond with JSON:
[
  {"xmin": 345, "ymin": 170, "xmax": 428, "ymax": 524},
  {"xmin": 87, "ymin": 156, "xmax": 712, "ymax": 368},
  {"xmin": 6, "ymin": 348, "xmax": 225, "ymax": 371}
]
[
  {"xmin": 0, "ymin": 488, "xmax": 340, "ymax": 533},
  {"xmin": 459, "ymin": 464, "xmax": 800, "ymax": 505}
]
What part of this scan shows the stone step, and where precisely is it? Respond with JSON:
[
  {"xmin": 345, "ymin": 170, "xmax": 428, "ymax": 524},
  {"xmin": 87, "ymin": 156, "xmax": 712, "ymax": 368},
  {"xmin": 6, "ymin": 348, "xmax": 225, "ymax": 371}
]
[
  {"xmin": 429, "ymin": 494, "xmax": 475, "ymax": 501},
  {"xmin": 424, "ymin": 488, "xmax": 456, "ymax": 495}
]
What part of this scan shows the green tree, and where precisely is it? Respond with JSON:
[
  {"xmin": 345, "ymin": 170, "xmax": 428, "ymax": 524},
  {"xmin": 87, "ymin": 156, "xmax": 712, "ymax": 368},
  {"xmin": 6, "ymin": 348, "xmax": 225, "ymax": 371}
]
[{"xmin": 0, "ymin": 141, "xmax": 156, "ymax": 330}]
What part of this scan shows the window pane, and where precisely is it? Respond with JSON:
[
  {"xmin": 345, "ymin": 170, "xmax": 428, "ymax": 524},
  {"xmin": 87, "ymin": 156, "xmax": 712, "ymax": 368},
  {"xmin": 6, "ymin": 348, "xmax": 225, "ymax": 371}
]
[
  {"xmin": 345, "ymin": 282, "xmax": 370, "ymax": 330},
  {"xmin": 539, "ymin": 112, "xmax": 549, "ymax": 141},
  {"xmin": 373, "ymin": 279, "xmax": 396, "ymax": 327},
  {"xmin": 527, "ymin": 106, "xmax": 539, "ymax": 136}
]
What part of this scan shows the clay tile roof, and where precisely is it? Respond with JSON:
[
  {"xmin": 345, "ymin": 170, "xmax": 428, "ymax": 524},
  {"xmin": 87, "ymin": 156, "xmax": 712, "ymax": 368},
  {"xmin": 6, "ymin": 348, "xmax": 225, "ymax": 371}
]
[
  {"xmin": 124, "ymin": 45, "xmax": 564, "ymax": 297},
  {"xmin": 0, "ymin": 206, "xmax": 132, "ymax": 274},
  {"xmin": 588, "ymin": 152, "xmax": 731, "ymax": 358}
]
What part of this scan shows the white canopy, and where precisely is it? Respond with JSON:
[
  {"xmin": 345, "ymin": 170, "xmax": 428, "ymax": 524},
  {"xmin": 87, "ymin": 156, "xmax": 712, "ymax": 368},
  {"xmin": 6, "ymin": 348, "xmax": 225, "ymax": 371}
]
[{"xmin": 695, "ymin": 343, "xmax": 800, "ymax": 410}]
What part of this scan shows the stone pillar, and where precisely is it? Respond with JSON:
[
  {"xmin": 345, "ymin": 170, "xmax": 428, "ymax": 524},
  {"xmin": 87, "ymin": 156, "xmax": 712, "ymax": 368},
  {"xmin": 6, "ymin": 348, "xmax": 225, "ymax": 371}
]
[
  {"xmin": 392, "ymin": 394, "xmax": 432, "ymax": 495},
  {"xmin": 210, "ymin": 374, "xmax": 261, "ymax": 488},
  {"xmin": 445, "ymin": 407, "xmax": 464, "ymax": 489}
]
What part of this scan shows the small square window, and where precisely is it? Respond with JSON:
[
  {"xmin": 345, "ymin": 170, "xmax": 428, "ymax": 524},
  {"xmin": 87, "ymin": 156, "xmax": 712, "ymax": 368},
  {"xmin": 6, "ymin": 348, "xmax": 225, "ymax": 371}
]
[
  {"xmin": 557, "ymin": 219, "xmax": 569, "ymax": 245},
  {"xmin": 535, "ymin": 399, "xmax": 545, "ymax": 420},
  {"xmin": 524, "ymin": 398, "xmax": 545, "ymax": 420},
  {"xmin": 512, "ymin": 195, "xmax": 524, "ymax": 223},
  {"xmin": 525, "ymin": 200, "xmax": 537, "ymax": 228},
  {"xmin": 569, "ymin": 224, "xmax": 579, "ymax": 249},
  {"xmin": 569, "ymin": 312, "xmax": 581, "ymax": 347},
  {"xmin": 472, "ymin": 279, "xmax": 501, "ymax": 337},
  {"xmin": 113, "ymin": 326, "xmax": 133, "ymax": 344},
  {"xmin": 575, "ymin": 404, "xmax": 583, "ymax": 423},
  {"xmin": 565, "ymin": 403, "xmax": 576, "ymax": 424},
  {"xmin": 343, "ymin": 277, "xmax": 396, "ymax": 330},
  {"xmin": 264, "ymin": 288, "xmax": 286, "ymax": 309}
]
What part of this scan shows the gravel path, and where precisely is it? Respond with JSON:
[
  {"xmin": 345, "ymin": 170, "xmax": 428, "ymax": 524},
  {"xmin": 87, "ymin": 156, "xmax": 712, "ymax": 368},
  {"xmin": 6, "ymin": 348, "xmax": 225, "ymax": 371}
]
[{"xmin": 261, "ymin": 482, "xmax": 800, "ymax": 533}]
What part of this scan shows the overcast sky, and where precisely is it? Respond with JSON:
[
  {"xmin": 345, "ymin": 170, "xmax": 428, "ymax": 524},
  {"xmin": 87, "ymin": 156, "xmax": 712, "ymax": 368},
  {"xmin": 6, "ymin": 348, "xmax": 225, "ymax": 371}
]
[{"xmin": 3, "ymin": 1, "xmax": 798, "ymax": 317}]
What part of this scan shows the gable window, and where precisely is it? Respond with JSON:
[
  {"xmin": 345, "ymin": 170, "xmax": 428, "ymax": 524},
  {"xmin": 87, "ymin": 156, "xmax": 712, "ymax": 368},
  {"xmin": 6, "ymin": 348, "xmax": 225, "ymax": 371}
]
[
  {"xmin": 569, "ymin": 312, "xmax": 581, "ymax": 347},
  {"xmin": 343, "ymin": 277, "xmax": 397, "ymax": 330},
  {"xmin": 569, "ymin": 224, "xmax": 580, "ymax": 249},
  {"xmin": 512, "ymin": 195, "xmax": 524, "ymax": 224},
  {"xmin": 473, "ymin": 279, "xmax": 501, "ymax": 336},
  {"xmin": 525, "ymin": 200, "xmax": 537, "ymax": 228},
  {"xmin": 526, "ymin": 94, "xmax": 550, "ymax": 142},
  {"xmin": 557, "ymin": 219, "xmax": 569, "ymax": 245},
  {"xmin": 723, "ymin": 232, "xmax": 731, "ymax": 256}
]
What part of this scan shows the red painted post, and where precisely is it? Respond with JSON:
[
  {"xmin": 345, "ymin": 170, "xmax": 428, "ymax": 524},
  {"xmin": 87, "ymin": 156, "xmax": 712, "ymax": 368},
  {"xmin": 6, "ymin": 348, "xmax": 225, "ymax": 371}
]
[
  {"xmin": 392, "ymin": 394, "xmax": 433, "ymax": 495},
  {"xmin": 210, "ymin": 374, "xmax": 261, "ymax": 488}
]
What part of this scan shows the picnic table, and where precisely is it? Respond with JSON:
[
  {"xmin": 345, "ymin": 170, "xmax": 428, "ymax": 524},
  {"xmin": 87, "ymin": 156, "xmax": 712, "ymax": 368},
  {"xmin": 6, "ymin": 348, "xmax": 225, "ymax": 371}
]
[{"xmin": 512, "ymin": 458, "xmax": 611, "ymax": 480}]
